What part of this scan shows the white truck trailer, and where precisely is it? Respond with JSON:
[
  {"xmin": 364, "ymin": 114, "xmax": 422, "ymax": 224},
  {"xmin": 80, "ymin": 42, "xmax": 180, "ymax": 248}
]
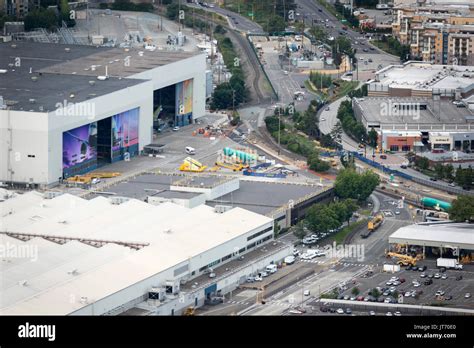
[{"xmin": 437, "ymin": 258, "xmax": 463, "ymax": 270}]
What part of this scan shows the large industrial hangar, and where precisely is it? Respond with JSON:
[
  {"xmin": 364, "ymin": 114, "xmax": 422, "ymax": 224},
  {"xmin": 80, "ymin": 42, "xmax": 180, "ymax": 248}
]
[
  {"xmin": 88, "ymin": 172, "xmax": 334, "ymax": 228},
  {"xmin": 0, "ymin": 190, "xmax": 291, "ymax": 315},
  {"xmin": 0, "ymin": 42, "xmax": 206, "ymax": 187},
  {"xmin": 389, "ymin": 222, "xmax": 474, "ymax": 260}
]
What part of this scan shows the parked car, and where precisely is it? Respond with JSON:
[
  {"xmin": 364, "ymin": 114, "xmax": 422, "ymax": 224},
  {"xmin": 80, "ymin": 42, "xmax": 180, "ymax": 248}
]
[
  {"xmin": 303, "ymin": 290, "xmax": 310, "ymax": 296},
  {"xmin": 456, "ymin": 275, "xmax": 463, "ymax": 281},
  {"xmin": 465, "ymin": 293, "xmax": 472, "ymax": 299},
  {"xmin": 380, "ymin": 154, "xmax": 387, "ymax": 159},
  {"xmin": 394, "ymin": 311, "xmax": 402, "ymax": 316},
  {"xmin": 441, "ymin": 274, "xmax": 448, "ymax": 280},
  {"xmin": 418, "ymin": 266, "xmax": 427, "ymax": 272},
  {"xmin": 386, "ymin": 311, "xmax": 393, "ymax": 316},
  {"xmin": 172, "ymin": 126, "xmax": 180, "ymax": 131},
  {"xmin": 369, "ymin": 310, "xmax": 376, "ymax": 316},
  {"xmin": 254, "ymin": 275, "xmax": 263, "ymax": 282},
  {"xmin": 420, "ymin": 273, "xmax": 426, "ymax": 278},
  {"xmin": 336, "ymin": 308, "xmax": 345, "ymax": 314},
  {"xmin": 424, "ymin": 279, "xmax": 433, "ymax": 285},
  {"xmin": 345, "ymin": 308, "xmax": 352, "ymax": 314}
]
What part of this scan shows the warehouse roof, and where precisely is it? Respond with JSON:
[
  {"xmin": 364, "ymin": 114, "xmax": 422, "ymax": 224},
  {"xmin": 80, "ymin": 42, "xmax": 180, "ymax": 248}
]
[
  {"xmin": 354, "ymin": 97, "xmax": 474, "ymax": 125},
  {"xmin": 0, "ymin": 41, "xmax": 201, "ymax": 111},
  {"xmin": 0, "ymin": 191, "xmax": 272, "ymax": 314},
  {"xmin": 374, "ymin": 61, "xmax": 474, "ymax": 91},
  {"xmin": 389, "ymin": 222, "xmax": 474, "ymax": 250}
]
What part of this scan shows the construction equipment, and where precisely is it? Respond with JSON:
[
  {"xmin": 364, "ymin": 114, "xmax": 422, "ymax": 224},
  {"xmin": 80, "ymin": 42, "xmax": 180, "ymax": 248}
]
[
  {"xmin": 183, "ymin": 307, "xmax": 195, "ymax": 316},
  {"xmin": 215, "ymin": 162, "xmax": 248, "ymax": 172},
  {"xmin": 386, "ymin": 252, "xmax": 419, "ymax": 266},
  {"xmin": 368, "ymin": 214, "xmax": 384, "ymax": 232},
  {"xmin": 87, "ymin": 172, "xmax": 120, "ymax": 179},
  {"xmin": 180, "ymin": 157, "xmax": 207, "ymax": 172},
  {"xmin": 65, "ymin": 175, "xmax": 92, "ymax": 184}
]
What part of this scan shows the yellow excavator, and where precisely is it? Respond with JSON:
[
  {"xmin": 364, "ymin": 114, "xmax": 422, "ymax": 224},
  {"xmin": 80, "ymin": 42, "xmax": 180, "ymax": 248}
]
[{"xmin": 386, "ymin": 252, "xmax": 420, "ymax": 266}]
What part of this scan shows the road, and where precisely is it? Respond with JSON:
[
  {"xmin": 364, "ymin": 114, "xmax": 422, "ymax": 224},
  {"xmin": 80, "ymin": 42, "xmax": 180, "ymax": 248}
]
[{"xmin": 187, "ymin": 3, "xmax": 264, "ymax": 34}]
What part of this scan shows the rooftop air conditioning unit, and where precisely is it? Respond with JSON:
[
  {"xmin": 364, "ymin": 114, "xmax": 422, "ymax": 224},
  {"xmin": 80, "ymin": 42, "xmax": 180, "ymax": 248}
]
[
  {"xmin": 44, "ymin": 191, "xmax": 63, "ymax": 199},
  {"xmin": 110, "ymin": 196, "xmax": 129, "ymax": 205},
  {"xmin": 214, "ymin": 205, "xmax": 232, "ymax": 214}
]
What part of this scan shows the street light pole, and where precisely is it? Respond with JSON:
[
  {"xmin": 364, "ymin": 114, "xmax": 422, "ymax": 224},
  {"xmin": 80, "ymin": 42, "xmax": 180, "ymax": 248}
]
[{"xmin": 278, "ymin": 107, "xmax": 281, "ymax": 155}]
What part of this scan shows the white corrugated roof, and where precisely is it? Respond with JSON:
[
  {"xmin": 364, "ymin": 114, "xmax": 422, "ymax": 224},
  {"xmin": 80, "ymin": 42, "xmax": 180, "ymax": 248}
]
[
  {"xmin": 389, "ymin": 223, "xmax": 474, "ymax": 247},
  {"xmin": 0, "ymin": 191, "xmax": 272, "ymax": 314}
]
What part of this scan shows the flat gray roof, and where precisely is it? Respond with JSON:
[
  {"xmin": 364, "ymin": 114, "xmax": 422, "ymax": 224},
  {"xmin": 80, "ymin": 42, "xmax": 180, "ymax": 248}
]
[
  {"xmin": 389, "ymin": 223, "xmax": 474, "ymax": 250},
  {"xmin": 0, "ymin": 41, "xmax": 200, "ymax": 111},
  {"xmin": 206, "ymin": 180, "xmax": 324, "ymax": 216},
  {"xmin": 154, "ymin": 190, "xmax": 202, "ymax": 199},
  {"xmin": 354, "ymin": 97, "xmax": 474, "ymax": 125},
  {"xmin": 91, "ymin": 174, "xmax": 326, "ymax": 216}
]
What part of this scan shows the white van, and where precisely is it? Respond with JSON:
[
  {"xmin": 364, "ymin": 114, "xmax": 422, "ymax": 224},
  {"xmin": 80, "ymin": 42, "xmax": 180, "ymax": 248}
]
[
  {"xmin": 185, "ymin": 147, "xmax": 196, "ymax": 155},
  {"xmin": 266, "ymin": 264, "xmax": 278, "ymax": 274},
  {"xmin": 284, "ymin": 256, "xmax": 295, "ymax": 265}
]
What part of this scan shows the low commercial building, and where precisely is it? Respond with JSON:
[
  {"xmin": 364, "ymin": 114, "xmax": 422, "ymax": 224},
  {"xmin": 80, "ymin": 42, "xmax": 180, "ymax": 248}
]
[
  {"xmin": 369, "ymin": 61, "xmax": 474, "ymax": 99},
  {"xmin": 0, "ymin": 190, "xmax": 288, "ymax": 315},
  {"xmin": 89, "ymin": 173, "xmax": 334, "ymax": 229},
  {"xmin": 389, "ymin": 222, "xmax": 474, "ymax": 260}
]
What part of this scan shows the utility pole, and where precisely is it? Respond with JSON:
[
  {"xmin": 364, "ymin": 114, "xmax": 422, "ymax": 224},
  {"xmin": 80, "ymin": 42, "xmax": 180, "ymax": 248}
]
[{"xmin": 278, "ymin": 107, "xmax": 281, "ymax": 155}]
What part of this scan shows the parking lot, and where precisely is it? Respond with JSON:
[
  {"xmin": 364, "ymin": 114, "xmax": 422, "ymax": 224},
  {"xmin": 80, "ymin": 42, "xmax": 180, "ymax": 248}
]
[{"xmin": 333, "ymin": 259, "xmax": 474, "ymax": 311}]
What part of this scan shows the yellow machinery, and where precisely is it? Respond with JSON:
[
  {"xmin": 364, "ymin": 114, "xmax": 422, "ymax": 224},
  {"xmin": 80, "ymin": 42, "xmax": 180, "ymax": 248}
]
[
  {"xmin": 65, "ymin": 175, "xmax": 92, "ymax": 184},
  {"xmin": 87, "ymin": 172, "xmax": 120, "ymax": 178},
  {"xmin": 183, "ymin": 307, "xmax": 195, "ymax": 316},
  {"xmin": 386, "ymin": 252, "xmax": 419, "ymax": 266},
  {"xmin": 180, "ymin": 157, "xmax": 207, "ymax": 172},
  {"xmin": 65, "ymin": 172, "xmax": 120, "ymax": 185},
  {"xmin": 215, "ymin": 162, "xmax": 248, "ymax": 172},
  {"xmin": 368, "ymin": 214, "xmax": 384, "ymax": 232}
]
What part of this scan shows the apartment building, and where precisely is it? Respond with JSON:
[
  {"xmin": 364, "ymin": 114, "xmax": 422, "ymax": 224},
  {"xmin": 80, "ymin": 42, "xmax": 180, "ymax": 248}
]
[{"xmin": 392, "ymin": 1, "xmax": 474, "ymax": 65}]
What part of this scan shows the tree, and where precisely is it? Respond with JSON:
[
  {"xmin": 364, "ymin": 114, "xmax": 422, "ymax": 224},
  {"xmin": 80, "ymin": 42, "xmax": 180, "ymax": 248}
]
[
  {"xmin": 370, "ymin": 288, "xmax": 381, "ymax": 299},
  {"xmin": 444, "ymin": 164, "xmax": 454, "ymax": 181},
  {"xmin": 230, "ymin": 111, "xmax": 240, "ymax": 126},
  {"xmin": 306, "ymin": 204, "xmax": 340, "ymax": 233},
  {"xmin": 210, "ymin": 83, "xmax": 233, "ymax": 110},
  {"xmin": 414, "ymin": 156, "xmax": 429, "ymax": 170},
  {"xmin": 293, "ymin": 221, "xmax": 307, "ymax": 240},
  {"xmin": 310, "ymin": 25, "xmax": 327, "ymax": 42},
  {"xmin": 335, "ymin": 168, "xmax": 380, "ymax": 201},
  {"xmin": 166, "ymin": 3, "xmax": 179, "ymax": 20},
  {"xmin": 24, "ymin": 8, "xmax": 58, "ymax": 31},
  {"xmin": 434, "ymin": 163, "xmax": 445, "ymax": 179},
  {"xmin": 351, "ymin": 287, "xmax": 360, "ymax": 296},
  {"xmin": 267, "ymin": 16, "xmax": 285, "ymax": 33},
  {"xmin": 368, "ymin": 128, "xmax": 378, "ymax": 148},
  {"xmin": 449, "ymin": 195, "xmax": 474, "ymax": 222},
  {"xmin": 59, "ymin": 0, "xmax": 75, "ymax": 27},
  {"xmin": 307, "ymin": 151, "xmax": 330, "ymax": 172},
  {"xmin": 214, "ymin": 24, "xmax": 226, "ymax": 34}
]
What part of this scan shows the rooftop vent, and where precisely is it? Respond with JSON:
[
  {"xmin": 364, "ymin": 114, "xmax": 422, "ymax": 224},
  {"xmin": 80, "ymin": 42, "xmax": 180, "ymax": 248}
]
[
  {"xmin": 29, "ymin": 98, "xmax": 35, "ymax": 103},
  {"xmin": 65, "ymin": 47, "xmax": 70, "ymax": 52},
  {"xmin": 10, "ymin": 44, "xmax": 16, "ymax": 48},
  {"xmin": 67, "ymin": 269, "xmax": 78, "ymax": 275},
  {"xmin": 89, "ymin": 81, "xmax": 95, "ymax": 86},
  {"xmin": 214, "ymin": 205, "xmax": 232, "ymax": 214},
  {"xmin": 31, "ymin": 76, "xmax": 38, "ymax": 82},
  {"xmin": 18, "ymin": 280, "xmax": 27, "ymax": 286}
]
